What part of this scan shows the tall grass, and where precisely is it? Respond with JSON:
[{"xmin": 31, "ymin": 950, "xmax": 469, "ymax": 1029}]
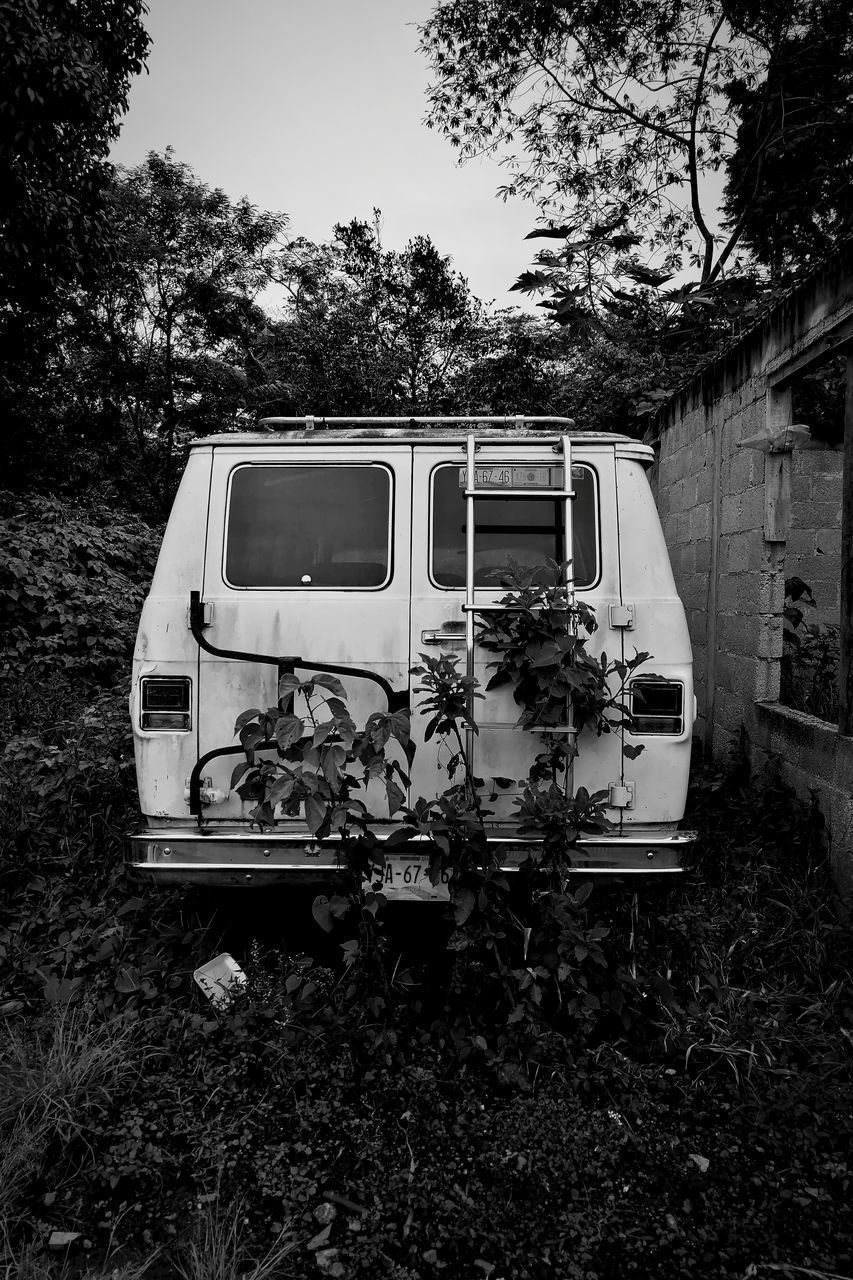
[
  {"xmin": 174, "ymin": 1195, "xmax": 297, "ymax": 1280},
  {"xmin": 0, "ymin": 1005, "xmax": 154, "ymax": 1228}
]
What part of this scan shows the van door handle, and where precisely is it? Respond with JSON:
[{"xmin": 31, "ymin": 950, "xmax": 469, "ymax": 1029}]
[{"xmin": 421, "ymin": 629, "xmax": 466, "ymax": 646}]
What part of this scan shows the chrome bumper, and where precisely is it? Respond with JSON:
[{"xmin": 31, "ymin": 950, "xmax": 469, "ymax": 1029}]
[{"xmin": 127, "ymin": 827, "xmax": 694, "ymax": 886}]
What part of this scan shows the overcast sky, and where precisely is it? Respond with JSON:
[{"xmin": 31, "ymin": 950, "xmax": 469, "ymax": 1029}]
[{"xmin": 110, "ymin": 0, "xmax": 541, "ymax": 312}]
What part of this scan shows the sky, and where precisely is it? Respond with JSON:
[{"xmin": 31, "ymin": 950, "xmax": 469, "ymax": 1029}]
[{"xmin": 110, "ymin": 0, "xmax": 541, "ymax": 312}]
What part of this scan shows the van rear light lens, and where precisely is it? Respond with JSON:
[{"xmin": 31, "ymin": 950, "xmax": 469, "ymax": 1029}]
[
  {"xmin": 629, "ymin": 679, "xmax": 683, "ymax": 735},
  {"xmin": 141, "ymin": 677, "xmax": 191, "ymax": 730}
]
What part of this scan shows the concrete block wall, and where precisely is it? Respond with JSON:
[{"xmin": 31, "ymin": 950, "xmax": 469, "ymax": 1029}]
[
  {"xmin": 648, "ymin": 363, "xmax": 779, "ymax": 751},
  {"xmin": 645, "ymin": 247, "xmax": 852, "ymax": 889}
]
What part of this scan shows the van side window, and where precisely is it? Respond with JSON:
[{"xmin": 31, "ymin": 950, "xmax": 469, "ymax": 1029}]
[
  {"xmin": 225, "ymin": 465, "xmax": 392, "ymax": 588},
  {"xmin": 431, "ymin": 464, "xmax": 598, "ymax": 588}
]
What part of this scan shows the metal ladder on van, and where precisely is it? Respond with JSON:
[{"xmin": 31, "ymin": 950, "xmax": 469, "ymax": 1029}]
[{"xmin": 462, "ymin": 431, "xmax": 579, "ymax": 794}]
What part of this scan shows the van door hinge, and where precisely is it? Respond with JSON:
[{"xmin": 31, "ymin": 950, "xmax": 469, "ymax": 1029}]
[
  {"xmin": 187, "ymin": 600, "xmax": 214, "ymax": 629},
  {"xmin": 607, "ymin": 781, "xmax": 635, "ymax": 809},
  {"xmin": 609, "ymin": 603, "xmax": 635, "ymax": 629}
]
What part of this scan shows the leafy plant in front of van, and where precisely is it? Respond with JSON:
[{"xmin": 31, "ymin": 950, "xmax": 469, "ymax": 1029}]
[
  {"xmin": 232, "ymin": 670, "xmax": 414, "ymax": 858},
  {"xmin": 476, "ymin": 559, "xmax": 649, "ymax": 776},
  {"xmin": 230, "ymin": 561, "xmax": 651, "ymax": 1071}
]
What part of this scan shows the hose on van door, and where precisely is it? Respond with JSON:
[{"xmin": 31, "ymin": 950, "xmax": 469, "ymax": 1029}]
[{"xmin": 187, "ymin": 591, "xmax": 409, "ymax": 821}]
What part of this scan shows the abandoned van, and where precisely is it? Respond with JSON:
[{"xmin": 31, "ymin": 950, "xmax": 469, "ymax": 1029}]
[{"xmin": 127, "ymin": 416, "xmax": 695, "ymax": 892}]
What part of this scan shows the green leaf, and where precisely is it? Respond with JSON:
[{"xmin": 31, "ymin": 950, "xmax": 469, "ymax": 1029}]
[
  {"xmin": 383, "ymin": 827, "xmax": 418, "ymax": 849},
  {"xmin": 312, "ymin": 895, "xmax": 333, "ymax": 932},
  {"xmin": 239, "ymin": 723, "xmax": 266, "ymax": 751},
  {"xmin": 268, "ymin": 774, "xmax": 296, "ymax": 806},
  {"xmin": 234, "ymin": 708, "xmax": 262, "ymax": 734},
  {"xmin": 230, "ymin": 760, "xmax": 254, "ymax": 788},
  {"xmin": 275, "ymin": 714, "xmax": 304, "ymax": 749},
  {"xmin": 310, "ymin": 672, "xmax": 347, "ymax": 698},
  {"xmin": 453, "ymin": 886, "xmax": 476, "ymax": 926},
  {"xmin": 385, "ymin": 778, "xmax": 405, "ymax": 816},
  {"xmin": 304, "ymin": 794, "xmax": 327, "ymax": 834}
]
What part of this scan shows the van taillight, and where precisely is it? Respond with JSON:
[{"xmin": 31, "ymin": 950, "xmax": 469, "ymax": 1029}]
[
  {"xmin": 629, "ymin": 679, "xmax": 683, "ymax": 735},
  {"xmin": 140, "ymin": 677, "xmax": 191, "ymax": 730}
]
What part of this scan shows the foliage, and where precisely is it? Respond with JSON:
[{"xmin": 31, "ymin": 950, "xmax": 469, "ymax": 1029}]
[
  {"xmin": 448, "ymin": 308, "xmax": 569, "ymax": 415},
  {"xmin": 2, "ymin": 501, "xmax": 852, "ymax": 1278},
  {"xmin": 420, "ymin": 0, "xmax": 853, "ymax": 355},
  {"xmin": 0, "ymin": 0, "xmax": 149, "ymax": 309},
  {"xmin": 229, "ymin": 562, "xmax": 655, "ymax": 1076},
  {"xmin": 232, "ymin": 671, "xmax": 413, "ymax": 840},
  {"xmin": 73, "ymin": 150, "xmax": 288, "ymax": 510},
  {"xmin": 780, "ymin": 577, "xmax": 840, "ymax": 723},
  {"xmin": 0, "ymin": 493, "xmax": 160, "ymax": 731},
  {"xmin": 1, "ymin": 723, "xmax": 852, "ymax": 1280},
  {"xmin": 258, "ymin": 212, "xmax": 483, "ymax": 417},
  {"xmin": 0, "ymin": 0, "xmax": 150, "ymax": 496},
  {"xmin": 722, "ymin": 2, "xmax": 853, "ymax": 274}
]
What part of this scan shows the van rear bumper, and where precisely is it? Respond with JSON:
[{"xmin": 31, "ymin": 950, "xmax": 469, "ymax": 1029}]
[{"xmin": 126, "ymin": 827, "xmax": 694, "ymax": 886}]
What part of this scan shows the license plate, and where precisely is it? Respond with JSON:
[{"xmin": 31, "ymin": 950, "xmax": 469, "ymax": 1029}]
[
  {"xmin": 459, "ymin": 466, "xmax": 561, "ymax": 489},
  {"xmin": 371, "ymin": 854, "xmax": 451, "ymax": 901}
]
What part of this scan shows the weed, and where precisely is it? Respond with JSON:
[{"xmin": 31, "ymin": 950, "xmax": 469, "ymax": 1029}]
[{"xmin": 173, "ymin": 1195, "xmax": 296, "ymax": 1280}]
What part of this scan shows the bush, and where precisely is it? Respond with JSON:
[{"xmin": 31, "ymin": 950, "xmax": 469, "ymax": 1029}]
[
  {"xmin": 780, "ymin": 577, "xmax": 840, "ymax": 723},
  {"xmin": 0, "ymin": 492, "xmax": 160, "ymax": 735}
]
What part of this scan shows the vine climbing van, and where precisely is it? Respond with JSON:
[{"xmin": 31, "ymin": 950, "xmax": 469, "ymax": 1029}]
[{"xmin": 127, "ymin": 416, "xmax": 696, "ymax": 892}]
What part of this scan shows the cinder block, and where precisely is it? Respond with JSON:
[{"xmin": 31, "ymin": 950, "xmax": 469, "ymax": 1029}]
[
  {"xmin": 715, "ymin": 686, "xmax": 747, "ymax": 739},
  {"xmin": 694, "ymin": 537, "xmax": 712, "ymax": 572},
  {"xmin": 688, "ymin": 503, "xmax": 710, "ymax": 540},
  {"xmin": 785, "ymin": 528, "xmax": 815, "ymax": 557},
  {"xmin": 815, "ymin": 529, "xmax": 842, "ymax": 557},
  {"xmin": 721, "ymin": 532, "xmax": 753, "ymax": 574},
  {"xmin": 729, "ymin": 450, "xmax": 755, "ymax": 495},
  {"xmin": 757, "ymin": 615, "xmax": 783, "ymax": 659},
  {"xmin": 811, "ymin": 502, "xmax": 843, "ymax": 529},
  {"xmin": 718, "ymin": 613, "xmax": 756, "ymax": 656},
  {"xmin": 756, "ymin": 569, "xmax": 786, "ymax": 616},
  {"xmin": 739, "ymin": 487, "xmax": 764, "ymax": 532},
  {"xmin": 721, "ymin": 494, "xmax": 741, "ymax": 535},
  {"xmin": 791, "ymin": 498, "xmax": 816, "ymax": 527},
  {"xmin": 737, "ymin": 571, "xmax": 765, "ymax": 614},
  {"xmin": 682, "ymin": 474, "xmax": 699, "ymax": 509},
  {"xmin": 811, "ymin": 455, "xmax": 844, "ymax": 481},
  {"xmin": 697, "ymin": 468, "xmax": 714, "ymax": 504},
  {"xmin": 717, "ymin": 574, "xmax": 741, "ymax": 613}
]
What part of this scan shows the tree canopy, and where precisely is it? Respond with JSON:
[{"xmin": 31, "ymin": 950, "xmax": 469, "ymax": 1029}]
[
  {"xmin": 0, "ymin": 0, "xmax": 150, "ymax": 308},
  {"xmin": 722, "ymin": 3, "xmax": 853, "ymax": 274},
  {"xmin": 420, "ymin": 0, "xmax": 853, "ymax": 327},
  {"xmin": 256, "ymin": 214, "xmax": 484, "ymax": 417},
  {"xmin": 77, "ymin": 151, "xmax": 289, "ymax": 508}
]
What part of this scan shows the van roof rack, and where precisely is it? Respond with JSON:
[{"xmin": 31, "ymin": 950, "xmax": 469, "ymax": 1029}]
[{"xmin": 257, "ymin": 415, "xmax": 576, "ymax": 431}]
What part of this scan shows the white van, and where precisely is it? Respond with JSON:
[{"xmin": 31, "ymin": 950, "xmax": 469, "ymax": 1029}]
[{"xmin": 127, "ymin": 417, "xmax": 695, "ymax": 891}]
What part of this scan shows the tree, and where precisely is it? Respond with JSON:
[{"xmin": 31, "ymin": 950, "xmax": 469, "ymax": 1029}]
[
  {"xmin": 722, "ymin": 2, "xmax": 853, "ymax": 274},
  {"xmin": 256, "ymin": 214, "xmax": 483, "ymax": 416},
  {"xmin": 419, "ymin": 1, "xmax": 848, "ymax": 327},
  {"xmin": 0, "ymin": 0, "xmax": 150, "ymax": 491},
  {"xmin": 0, "ymin": 0, "xmax": 149, "ymax": 307},
  {"xmin": 77, "ymin": 151, "xmax": 288, "ymax": 509},
  {"xmin": 449, "ymin": 309, "xmax": 570, "ymax": 415}
]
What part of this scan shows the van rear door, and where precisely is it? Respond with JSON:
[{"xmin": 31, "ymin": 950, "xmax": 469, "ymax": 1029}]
[
  {"xmin": 409, "ymin": 442, "xmax": 623, "ymax": 824},
  {"xmin": 409, "ymin": 444, "xmax": 595, "ymax": 819},
  {"xmin": 196, "ymin": 443, "xmax": 412, "ymax": 821}
]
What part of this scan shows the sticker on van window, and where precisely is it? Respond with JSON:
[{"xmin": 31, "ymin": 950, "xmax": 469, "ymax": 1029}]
[
  {"xmin": 225, "ymin": 465, "xmax": 392, "ymax": 588},
  {"xmin": 432, "ymin": 463, "xmax": 598, "ymax": 589}
]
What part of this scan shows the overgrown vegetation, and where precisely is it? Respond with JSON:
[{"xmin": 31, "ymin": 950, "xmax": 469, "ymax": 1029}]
[
  {"xmin": 3, "ymin": 4, "xmax": 852, "ymax": 1274},
  {"xmin": 780, "ymin": 576, "xmax": 841, "ymax": 722},
  {"xmin": 2, "ymin": 524, "xmax": 852, "ymax": 1279}
]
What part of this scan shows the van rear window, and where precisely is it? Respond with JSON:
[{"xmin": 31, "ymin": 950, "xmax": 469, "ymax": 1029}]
[
  {"xmin": 225, "ymin": 465, "xmax": 391, "ymax": 588},
  {"xmin": 431, "ymin": 464, "xmax": 598, "ymax": 588}
]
